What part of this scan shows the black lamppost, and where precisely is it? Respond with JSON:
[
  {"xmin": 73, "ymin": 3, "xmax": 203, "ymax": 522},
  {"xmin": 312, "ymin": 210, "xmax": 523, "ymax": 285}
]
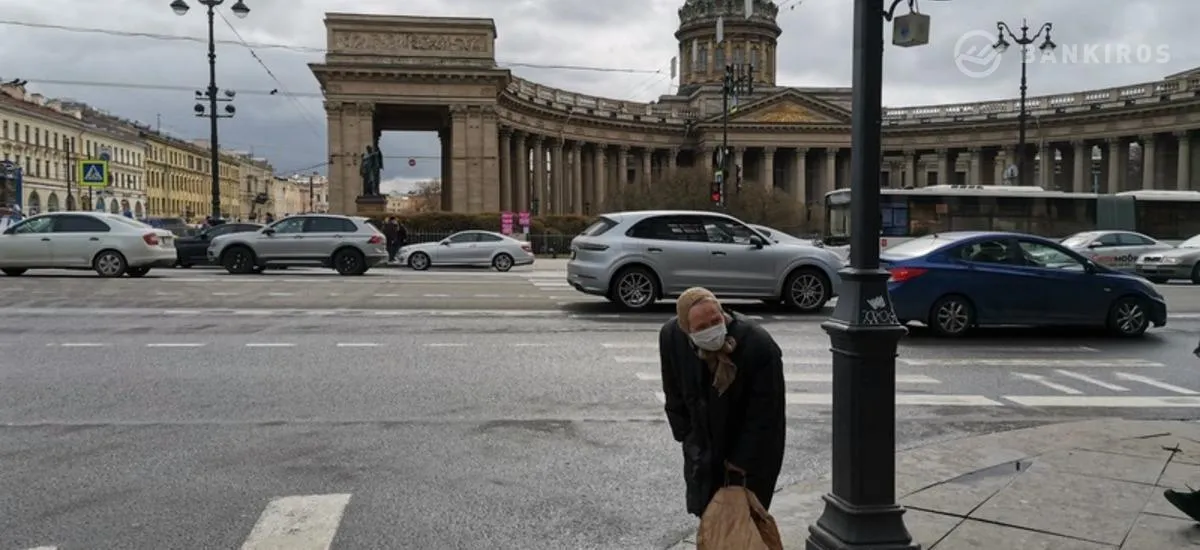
[
  {"xmin": 170, "ymin": 0, "xmax": 249, "ymax": 222},
  {"xmin": 993, "ymin": 19, "xmax": 1055, "ymax": 187},
  {"xmin": 805, "ymin": 0, "xmax": 922, "ymax": 548}
]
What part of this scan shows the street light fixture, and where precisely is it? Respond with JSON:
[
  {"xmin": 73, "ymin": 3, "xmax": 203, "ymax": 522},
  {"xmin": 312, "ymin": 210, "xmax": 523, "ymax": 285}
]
[
  {"xmin": 805, "ymin": 0, "xmax": 940, "ymax": 548},
  {"xmin": 993, "ymin": 19, "xmax": 1055, "ymax": 187},
  {"xmin": 171, "ymin": 0, "xmax": 249, "ymax": 224}
]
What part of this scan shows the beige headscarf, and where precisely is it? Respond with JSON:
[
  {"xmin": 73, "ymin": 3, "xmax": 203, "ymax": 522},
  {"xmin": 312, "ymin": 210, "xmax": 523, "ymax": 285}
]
[{"xmin": 676, "ymin": 287, "xmax": 737, "ymax": 395}]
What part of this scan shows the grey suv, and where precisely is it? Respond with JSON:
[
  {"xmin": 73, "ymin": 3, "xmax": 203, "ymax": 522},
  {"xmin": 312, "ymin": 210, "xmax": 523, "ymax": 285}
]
[
  {"xmin": 207, "ymin": 214, "xmax": 388, "ymax": 275},
  {"xmin": 567, "ymin": 210, "xmax": 844, "ymax": 311}
]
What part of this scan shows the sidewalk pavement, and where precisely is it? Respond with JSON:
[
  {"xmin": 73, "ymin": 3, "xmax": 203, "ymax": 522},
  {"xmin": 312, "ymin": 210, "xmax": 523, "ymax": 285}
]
[{"xmin": 670, "ymin": 419, "xmax": 1200, "ymax": 549}]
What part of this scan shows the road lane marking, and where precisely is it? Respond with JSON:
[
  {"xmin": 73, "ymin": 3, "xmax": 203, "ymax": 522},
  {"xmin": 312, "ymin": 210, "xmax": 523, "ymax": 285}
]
[
  {"xmin": 425, "ymin": 343, "xmax": 467, "ymax": 347},
  {"xmin": 335, "ymin": 342, "xmax": 379, "ymax": 347},
  {"xmin": 52, "ymin": 343, "xmax": 108, "ymax": 347},
  {"xmin": 512, "ymin": 343, "xmax": 550, "ymax": 347},
  {"xmin": 474, "ymin": 294, "xmax": 502, "ymax": 297},
  {"xmin": 616, "ymin": 356, "xmax": 822, "ymax": 366},
  {"xmin": 636, "ymin": 372, "xmax": 939, "ymax": 384},
  {"xmin": 211, "ymin": 292, "xmax": 239, "ymax": 296},
  {"xmin": 1013, "ymin": 372, "xmax": 1082, "ymax": 395},
  {"xmin": 267, "ymin": 292, "xmax": 294, "ymax": 297},
  {"xmin": 901, "ymin": 358, "xmax": 1162, "ymax": 368},
  {"xmin": 1004, "ymin": 395, "xmax": 1200, "ymax": 407},
  {"xmin": 373, "ymin": 293, "xmax": 400, "ymax": 297},
  {"xmin": 423, "ymin": 294, "xmax": 450, "ymax": 298},
  {"xmin": 1113, "ymin": 373, "xmax": 1199, "ymax": 395},
  {"xmin": 1054, "ymin": 370, "xmax": 1129, "ymax": 391},
  {"xmin": 240, "ymin": 493, "xmax": 351, "ymax": 550},
  {"xmin": 603, "ymin": 342, "xmax": 829, "ymax": 351},
  {"xmin": 154, "ymin": 291, "xmax": 183, "ymax": 296},
  {"xmin": 146, "ymin": 343, "xmax": 205, "ymax": 348},
  {"xmin": 245, "ymin": 343, "xmax": 295, "ymax": 348},
  {"xmin": 653, "ymin": 391, "xmax": 1000, "ymax": 406},
  {"xmin": 24, "ymin": 546, "xmax": 57, "ymax": 550}
]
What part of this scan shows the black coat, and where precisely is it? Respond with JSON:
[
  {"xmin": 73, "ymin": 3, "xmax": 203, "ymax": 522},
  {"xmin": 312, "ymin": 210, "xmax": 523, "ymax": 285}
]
[{"xmin": 658, "ymin": 311, "xmax": 786, "ymax": 516}]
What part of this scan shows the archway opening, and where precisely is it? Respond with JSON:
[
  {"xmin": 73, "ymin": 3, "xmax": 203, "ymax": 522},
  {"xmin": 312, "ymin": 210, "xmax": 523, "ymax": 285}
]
[{"xmin": 375, "ymin": 105, "xmax": 447, "ymax": 215}]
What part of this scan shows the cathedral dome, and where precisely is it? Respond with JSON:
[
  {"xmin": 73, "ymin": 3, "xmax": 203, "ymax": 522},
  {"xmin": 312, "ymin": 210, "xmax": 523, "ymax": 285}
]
[{"xmin": 674, "ymin": 0, "xmax": 781, "ymax": 94}]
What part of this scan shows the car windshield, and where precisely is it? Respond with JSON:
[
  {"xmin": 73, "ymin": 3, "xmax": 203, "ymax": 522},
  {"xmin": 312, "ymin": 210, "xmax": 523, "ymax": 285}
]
[
  {"xmin": 1060, "ymin": 232, "xmax": 1099, "ymax": 248},
  {"xmin": 1179, "ymin": 235, "xmax": 1200, "ymax": 248},
  {"xmin": 882, "ymin": 234, "xmax": 966, "ymax": 259}
]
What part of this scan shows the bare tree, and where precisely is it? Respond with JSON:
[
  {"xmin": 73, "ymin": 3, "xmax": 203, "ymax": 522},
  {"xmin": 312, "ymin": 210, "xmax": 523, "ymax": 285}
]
[{"xmin": 407, "ymin": 178, "xmax": 442, "ymax": 212}]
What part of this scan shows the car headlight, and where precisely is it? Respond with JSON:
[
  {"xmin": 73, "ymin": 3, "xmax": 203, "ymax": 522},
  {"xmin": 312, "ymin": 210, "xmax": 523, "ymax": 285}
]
[{"xmin": 1163, "ymin": 257, "xmax": 1180, "ymax": 264}]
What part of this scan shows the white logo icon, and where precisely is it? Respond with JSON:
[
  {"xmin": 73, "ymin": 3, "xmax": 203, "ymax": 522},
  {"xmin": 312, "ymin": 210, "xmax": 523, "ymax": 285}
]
[{"xmin": 955, "ymin": 30, "xmax": 1002, "ymax": 78}]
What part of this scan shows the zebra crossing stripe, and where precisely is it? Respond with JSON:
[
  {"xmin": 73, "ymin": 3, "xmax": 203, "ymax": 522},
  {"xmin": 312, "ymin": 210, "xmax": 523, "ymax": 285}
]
[{"xmin": 240, "ymin": 494, "xmax": 352, "ymax": 550}]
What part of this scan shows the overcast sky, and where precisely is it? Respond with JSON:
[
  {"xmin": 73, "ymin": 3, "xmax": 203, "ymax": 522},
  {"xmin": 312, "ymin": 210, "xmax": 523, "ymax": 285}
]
[{"xmin": 1, "ymin": 0, "xmax": 1194, "ymax": 193}]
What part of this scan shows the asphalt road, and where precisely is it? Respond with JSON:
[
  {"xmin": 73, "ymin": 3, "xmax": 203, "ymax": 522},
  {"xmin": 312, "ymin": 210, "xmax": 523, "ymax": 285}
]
[{"xmin": 2, "ymin": 311, "xmax": 1198, "ymax": 549}]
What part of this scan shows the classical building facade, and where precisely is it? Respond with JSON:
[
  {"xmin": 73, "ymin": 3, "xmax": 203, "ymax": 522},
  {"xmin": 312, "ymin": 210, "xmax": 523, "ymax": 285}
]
[
  {"xmin": 141, "ymin": 130, "xmax": 215, "ymax": 221},
  {"xmin": 311, "ymin": 2, "xmax": 1200, "ymax": 231}
]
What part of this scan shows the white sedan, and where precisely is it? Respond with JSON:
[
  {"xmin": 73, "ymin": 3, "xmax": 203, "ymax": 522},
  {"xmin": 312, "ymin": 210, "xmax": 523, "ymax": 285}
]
[
  {"xmin": 398, "ymin": 230, "xmax": 534, "ymax": 272},
  {"xmin": 0, "ymin": 212, "xmax": 177, "ymax": 277}
]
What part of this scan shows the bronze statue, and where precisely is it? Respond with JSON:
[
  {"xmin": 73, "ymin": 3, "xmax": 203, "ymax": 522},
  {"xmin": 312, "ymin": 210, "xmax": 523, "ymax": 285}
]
[{"xmin": 359, "ymin": 145, "xmax": 384, "ymax": 196}]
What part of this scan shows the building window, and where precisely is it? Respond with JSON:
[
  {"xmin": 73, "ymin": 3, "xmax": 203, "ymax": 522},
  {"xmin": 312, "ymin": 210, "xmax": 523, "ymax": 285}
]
[
  {"xmin": 715, "ymin": 47, "xmax": 725, "ymax": 69},
  {"xmin": 750, "ymin": 46, "xmax": 759, "ymax": 67},
  {"xmin": 24, "ymin": 126, "xmax": 29, "ymax": 143},
  {"xmin": 695, "ymin": 40, "xmax": 707, "ymax": 72},
  {"xmin": 733, "ymin": 45, "xmax": 744, "ymax": 65}
]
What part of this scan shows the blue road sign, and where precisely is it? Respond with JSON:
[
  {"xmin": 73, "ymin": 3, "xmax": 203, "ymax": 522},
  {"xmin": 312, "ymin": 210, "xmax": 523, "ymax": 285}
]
[{"xmin": 79, "ymin": 160, "xmax": 109, "ymax": 187}]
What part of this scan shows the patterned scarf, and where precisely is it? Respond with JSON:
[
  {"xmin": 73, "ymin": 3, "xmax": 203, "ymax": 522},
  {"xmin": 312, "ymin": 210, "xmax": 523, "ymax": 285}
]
[{"xmin": 676, "ymin": 287, "xmax": 738, "ymax": 395}]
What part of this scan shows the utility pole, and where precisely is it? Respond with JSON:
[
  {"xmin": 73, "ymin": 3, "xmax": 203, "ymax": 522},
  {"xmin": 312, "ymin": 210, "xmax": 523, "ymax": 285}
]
[
  {"xmin": 993, "ymin": 20, "xmax": 1055, "ymax": 187},
  {"xmin": 308, "ymin": 173, "xmax": 314, "ymax": 212}
]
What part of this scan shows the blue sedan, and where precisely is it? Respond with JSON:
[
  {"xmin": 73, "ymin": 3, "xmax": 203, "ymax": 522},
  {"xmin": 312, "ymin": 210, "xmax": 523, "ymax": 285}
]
[{"xmin": 881, "ymin": 231, "xmax": 1167, "ymax": 337}]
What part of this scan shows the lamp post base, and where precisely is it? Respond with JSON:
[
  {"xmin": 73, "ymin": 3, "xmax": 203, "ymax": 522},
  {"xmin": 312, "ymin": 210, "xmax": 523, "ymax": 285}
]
[{"xmin": 807, "ymin": 493, "xmax": 918, "ymax": 549}]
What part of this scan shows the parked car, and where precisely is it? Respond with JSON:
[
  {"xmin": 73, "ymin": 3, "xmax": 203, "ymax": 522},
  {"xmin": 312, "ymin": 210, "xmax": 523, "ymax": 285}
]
[
  {"xmin": 0, "ymin": 212, "xmax": 176, "ymax": 277},
  {"xmin": 207, "ymin": 214, "xmax": 388, "ymax": 276},
  {"xmin": 398, "ymin": 230, "xmax": 534, "ymax": 272},
  {"xmin": 1060, "ymin": 230, "xmax": 1173, "ymax": 272},
  {"xmin": 1136, "ymin": 233, "xmax": 1200, "ymax": 284},
  {"xmin": 175, "ymin": 222, "xmax": 262, "ymax": 267},
  {"xmin": 143, "ymin": 216, "xmax": 192, "ymax": 237},
  {"xmin": 567, "ymin": 210, "xmax": 843, "ymax": 311},
  {"xmin": 882, "ymin": 231, "xmax": 1166, "ymax": 337},
  {"xmin": 750, "ymin": 224, "xmax": 849, "ymax": 263}
]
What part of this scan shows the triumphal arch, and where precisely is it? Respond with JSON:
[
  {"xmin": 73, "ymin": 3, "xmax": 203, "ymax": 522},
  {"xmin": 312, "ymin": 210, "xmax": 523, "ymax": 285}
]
[{"xmin": 311, "ymin": 1, "xmax": 1200, "ymax": 230}]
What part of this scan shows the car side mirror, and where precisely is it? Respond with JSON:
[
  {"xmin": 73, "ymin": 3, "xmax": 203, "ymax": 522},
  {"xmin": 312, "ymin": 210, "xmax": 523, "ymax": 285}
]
[
  {"xmin": 440, "ymin": 240, "xmax": 450, "ymax": 246},
  {"xmin": 1086, "ymin": 242, "xmax": 1101, "ymax": 248},
  {"xmin": 262, "ymin": 228, "xmax": 275, "ymax": 235},
  {"xmin": 1083, "ymin": 260, "xmax": 1096, "ymax": 273},
  {"xmin": 749, "ymin": 235, "xmax": 765, "ymax": 249}
]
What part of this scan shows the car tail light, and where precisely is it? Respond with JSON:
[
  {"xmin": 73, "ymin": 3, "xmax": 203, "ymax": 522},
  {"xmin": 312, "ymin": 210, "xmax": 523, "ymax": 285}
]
[
  {"xmin": 367, "ymin": 235, "xmax": 384, "ymax": 245},
  {"xmin": 142, "ymin": 233, "xmax": 160, "ymax": 246},
  {"xmin": 888, "ymin": 267, "xmax": 926, "ymax": 283},
  {"xmin": 577, "ymin": 243, "xmax": 610, "ymax": 252},
  {"xmin": 520, "ymin": 242, "xmax": 532, "ymax": 253}
]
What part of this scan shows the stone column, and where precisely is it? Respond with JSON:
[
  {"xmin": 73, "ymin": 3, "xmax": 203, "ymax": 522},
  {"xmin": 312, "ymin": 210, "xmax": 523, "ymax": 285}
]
[
  {"xmin": 824, "ymin": 148, "xmax": 837, "ymax": 194},
  {"xmin": 667, "ymin": 147, "xmax": 678, "ymax": 180},
  {"xmin": 641, "ymin": 148, "xmax": 652, "ymax": 187},
  {"xmin": 617, "ymin": 145, "xmax": 629, "ymax": 187},
  {"xmin": 1106, "ymin": 138, "xmax": 1123, "ymax": 193},
  {"xmin": 593, "ymin": 144, "xmax": 608, "ymax": 210},
  {"xmin": 936, "ymin": 149, "xmax": 952, "ymax": 186},
  {"xmin": 447, "ymin": 104, "xmax": 498, "ymax": 212},
  {"xmin": 1002, "ymin": 146, "xmax": 1017, "ymax": 185},
  {"xmin": 323, "ymin": 101, "xmax": 348, "ymax": 214},
  {"xmin": 761, "ymin": 147, "xmax": 775, "ymax": 189},
  {"xmin": 733, "ymin": 147, "xmax": 745, "ymax": 184},
  {"xmin": 793, "ymin": 148, "xmax": 808, "ymax": 226},
  {"xmin": 1038, "ymin": 143, "xmax": 1054, "ymax": 188},
  {"xmin": 551, "ymin": 139, "xmax": 565, "ymax": 213},
  {"xmin": 514, "ymin": 132, "xmax": 528, "ymax": 211},
  {"xmin": 967, "ymin": 148, "xmax": 983, "ymax": 185},
  {"xmin": 1177, "ymin": 131, "xmax": 1192, "ymax": 190},
  {"xmin": 440, "ymin": 128, "xmax": 452, "ymax": 211},
  {"xmin": 904, "ymin": 150, "xmax": 917, "ymax": 188},
  {"xmin": 531, "ymin": 135, "xmax": 545, "ymax": 214},
  {"xmin": 1141, "ymin": 134, "xmax": 1157, "ymax": 190},
  {"xmin": 1071, "ymin": 141, "xmax": 1088, "ymax": 193},
  {"xmin": 499, "ymin": 128, "xmax": 512, "ymax": 211},
  {"xmin": 571, "ymin": 142, "xmax": 583, "ymax": 214}
]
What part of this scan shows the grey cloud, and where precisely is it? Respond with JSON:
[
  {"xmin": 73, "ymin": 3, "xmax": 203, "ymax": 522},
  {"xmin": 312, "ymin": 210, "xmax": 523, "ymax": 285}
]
[{"xmin": 1, "ymin": 0, "xmax": 1193, "ymax": 186}]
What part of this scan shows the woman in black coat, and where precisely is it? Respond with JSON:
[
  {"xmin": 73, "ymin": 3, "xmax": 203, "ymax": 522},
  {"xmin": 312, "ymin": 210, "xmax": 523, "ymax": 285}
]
[{"xmin": 659, "ymin": 287, "xmax": 787, "ymax": 516}]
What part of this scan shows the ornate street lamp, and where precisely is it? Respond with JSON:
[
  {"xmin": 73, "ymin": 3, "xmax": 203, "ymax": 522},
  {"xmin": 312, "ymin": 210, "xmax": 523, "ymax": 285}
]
[
  {"xmin": 993, "ymin": 20, "xmax": 1055, "ymax": 187},
  {"xmin": 171, "ymin": 0, "xmax": 250, "ymax": 224}
]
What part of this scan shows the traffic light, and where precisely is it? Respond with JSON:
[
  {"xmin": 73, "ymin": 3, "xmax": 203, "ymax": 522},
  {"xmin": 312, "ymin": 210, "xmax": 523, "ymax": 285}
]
[{"xmin": 711, "ymin": 170, "xmax": 724, "ymax": 204}]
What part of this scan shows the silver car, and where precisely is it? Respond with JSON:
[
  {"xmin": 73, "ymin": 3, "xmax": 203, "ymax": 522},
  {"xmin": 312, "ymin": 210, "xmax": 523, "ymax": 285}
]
[
  {"xmin": 398, "ymin": 230, "xmax": 534, "ymax": 272},
  {"xmin": 207, "ymin": 214, "xmax": 388, "ymax": 275},
  {"xmin": 567, "ymin": 210, "xmax": 844, "ymax": 312},
  {"xmin": 1136, "ymin": 233, "xmax": 1200, "ymax": 284},
  {"xmin": 1060, "ymin": 230, "xmax": 1173, "ymax": 273}
]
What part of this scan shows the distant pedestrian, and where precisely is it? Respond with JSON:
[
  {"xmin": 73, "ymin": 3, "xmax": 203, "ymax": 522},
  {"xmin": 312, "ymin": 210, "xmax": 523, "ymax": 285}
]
[
  {"xmin": 382, "ymin": 216, "xmax": 402, "ymax": 262},
  {"xmin": 658, "ymin": 287, "xmax": 786, "ymax": 517}
]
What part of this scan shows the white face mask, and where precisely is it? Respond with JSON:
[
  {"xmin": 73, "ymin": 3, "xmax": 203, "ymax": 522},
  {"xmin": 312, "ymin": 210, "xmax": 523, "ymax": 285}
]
[{"xmin": 689, "ymin": 322, "xmax": 727, "ymax": 351}]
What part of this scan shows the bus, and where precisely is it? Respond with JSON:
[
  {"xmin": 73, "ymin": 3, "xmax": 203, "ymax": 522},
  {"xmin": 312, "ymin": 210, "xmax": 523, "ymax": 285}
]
[{"xmin": 823, "ymin": 185, "xmax": 1200, "ymax": 248}]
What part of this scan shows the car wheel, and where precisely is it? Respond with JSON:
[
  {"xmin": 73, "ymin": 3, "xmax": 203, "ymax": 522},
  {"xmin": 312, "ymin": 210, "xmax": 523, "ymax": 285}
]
[
  {"xmin": 1191, "ymin": 263, "xmax": 1200, "ymax": 285},
  {"xmin": 492, "ymin": 253, "xmax": 514, "ymax": 272},
  {"xmin": 408, "ymin": 252, "xmax": 431, "ymax": 271},
  {"xmin": 126, "ymin": 267, "xmax": 151, "ymax": 278},
  {"xmin": 1107, "ymin": 296, "xmax": 1149, "ymax": 337},
  {"xmin": 610, "ymin": 266, "xmax": 658, "ymax": 310},
  {"xmin": 1, "ymin": 268, "xmax": 26, "ymax": 276},
  {"xmin": 221, "ymin": 246, "xmax": 256, "ymax": 274},
  {"xmin": 334, "ymin": 249, "xmax": 366, "ymax": 276},
  {"xmin": 783, "ymin": 268, "xmax": 831, "ymax": 313},
  {"xmin": 929, "ymin": 294, "xmax": 974, "ymax": 337},
  {"xmin": 92, "ymin": 250, "xmax": 128, "ymax": 278}
]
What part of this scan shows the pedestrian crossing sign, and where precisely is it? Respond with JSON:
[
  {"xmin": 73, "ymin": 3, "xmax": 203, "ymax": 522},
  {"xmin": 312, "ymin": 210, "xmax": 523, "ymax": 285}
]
[{"xmin": 78, "ymin": 160, "xmax": 109, "ymax": 187}]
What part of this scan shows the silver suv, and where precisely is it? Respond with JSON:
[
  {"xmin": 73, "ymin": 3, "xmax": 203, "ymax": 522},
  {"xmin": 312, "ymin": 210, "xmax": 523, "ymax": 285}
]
[
  {"xmin": 567, "ymin": 210, "xmax": 844, "ymax": 311},
  {"xmin": 207, "ymin": 214, "xmax": 388, "ymax": 275}
]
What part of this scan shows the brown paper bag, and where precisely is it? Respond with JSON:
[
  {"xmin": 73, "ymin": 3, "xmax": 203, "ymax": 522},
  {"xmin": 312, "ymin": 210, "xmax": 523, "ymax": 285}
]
[{"xmin": 696, "ymin": 486, "xmax": 783, "ymax": 550}]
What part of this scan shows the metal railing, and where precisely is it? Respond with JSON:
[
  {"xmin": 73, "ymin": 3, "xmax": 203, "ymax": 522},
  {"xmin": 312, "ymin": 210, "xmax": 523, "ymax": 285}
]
[{"xmin": 405, "ymin": 231, "xmax": 577, "ymax": 256}]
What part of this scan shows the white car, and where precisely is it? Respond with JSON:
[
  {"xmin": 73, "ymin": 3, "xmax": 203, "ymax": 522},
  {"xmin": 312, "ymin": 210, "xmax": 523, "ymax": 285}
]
[
  {"xmin": 1060, "ymin": 230, "xmax": 1174, "ymax": 272},
  {"xmin": 398, "ymin": 230, "xmax": 534, "ymax": 272},
  {"xmin": 0, "ymin": 212, "xmax": 177, "ymax": 277}
]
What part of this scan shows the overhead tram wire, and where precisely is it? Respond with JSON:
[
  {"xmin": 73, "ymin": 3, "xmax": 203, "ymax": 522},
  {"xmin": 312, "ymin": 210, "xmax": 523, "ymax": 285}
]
[
  {"xmin": 215, "ymin": 10, "xmax": 324, "ymax": 140},
  {"xmin": 0, "ymin": 19, "xmax": 660, "ymax": 75}
]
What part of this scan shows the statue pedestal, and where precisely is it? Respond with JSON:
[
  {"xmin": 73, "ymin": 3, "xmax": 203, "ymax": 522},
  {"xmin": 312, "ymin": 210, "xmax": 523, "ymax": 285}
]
[{"xmin": 355, "ymin": 195, "xmax": 388, "ymax": 218}]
